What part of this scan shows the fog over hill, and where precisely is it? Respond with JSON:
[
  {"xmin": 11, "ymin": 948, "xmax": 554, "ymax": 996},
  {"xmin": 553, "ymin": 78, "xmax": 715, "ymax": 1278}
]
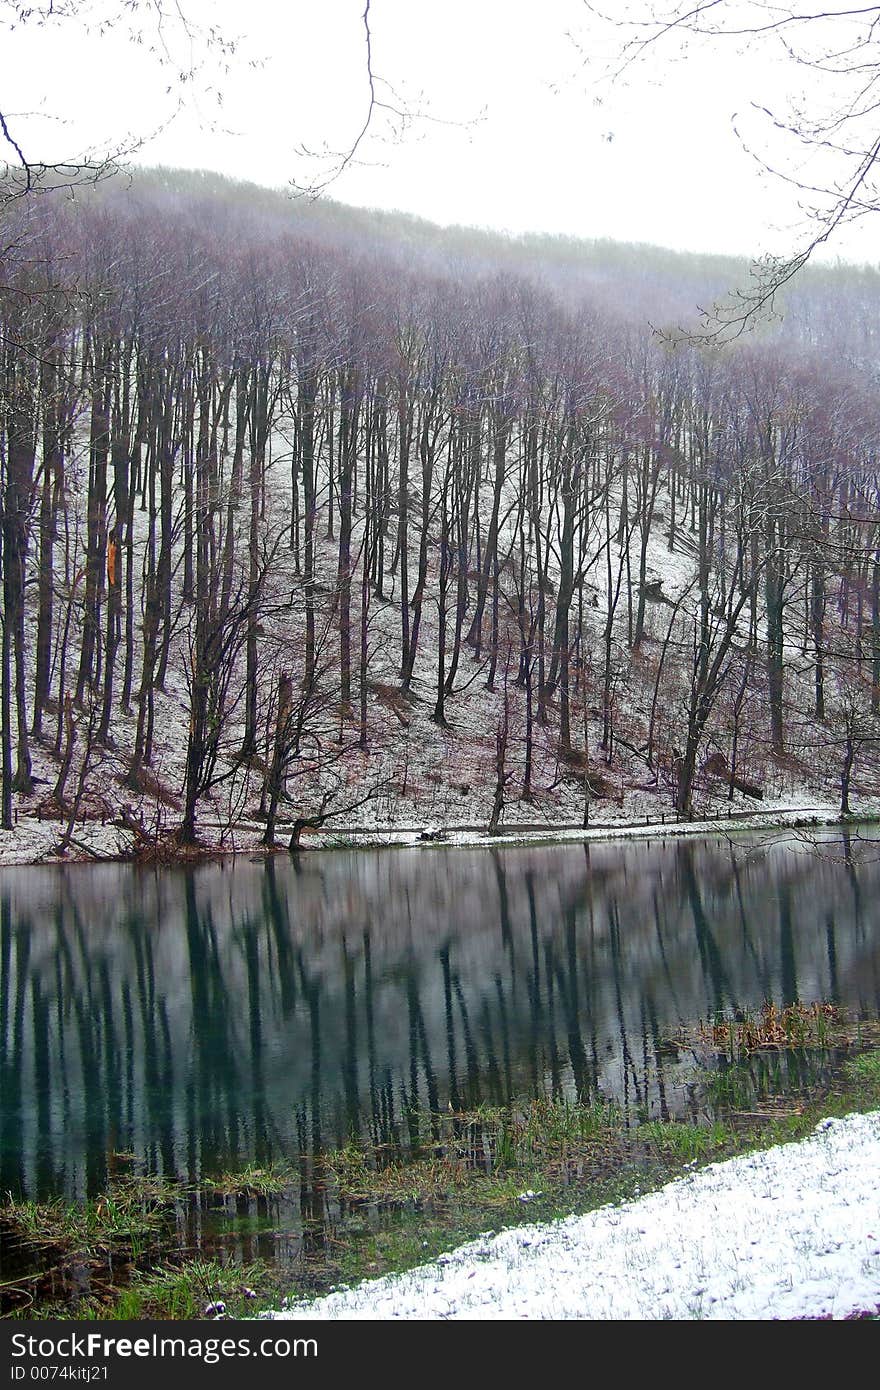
[{"xmin": 91, "ymin": 167, "xmax": 880, "ymax": 341}]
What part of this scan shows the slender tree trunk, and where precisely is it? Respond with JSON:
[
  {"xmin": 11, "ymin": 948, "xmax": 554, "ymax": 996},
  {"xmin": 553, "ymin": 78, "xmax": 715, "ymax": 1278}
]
[{"xmin": 76, "ymin": 340, "xmax": 110, "ymax": 702}]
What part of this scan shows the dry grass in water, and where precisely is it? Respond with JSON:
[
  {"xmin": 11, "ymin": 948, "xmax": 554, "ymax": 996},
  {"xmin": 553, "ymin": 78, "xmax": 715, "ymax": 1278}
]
[{"xmin": 673, "ymin": 1001, "xmax": 858, "ymax": 1058}]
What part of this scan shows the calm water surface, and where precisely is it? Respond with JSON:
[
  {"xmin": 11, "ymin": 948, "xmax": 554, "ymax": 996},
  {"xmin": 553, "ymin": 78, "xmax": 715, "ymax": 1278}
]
[{"xmin": 1, "ymin": 830, "xmax": 879, "ymax": 1200}]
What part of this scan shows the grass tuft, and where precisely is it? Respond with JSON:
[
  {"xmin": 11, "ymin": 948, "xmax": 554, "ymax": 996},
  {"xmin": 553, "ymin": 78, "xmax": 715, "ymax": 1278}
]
[
  {"xmin": 636, "ymin": 1119, "xmax": 733, "ymax": 1163},
  {"xmin": 200, "ymin": 1163, "xmax": 295, "ymax": 1198},
  {"xmin": 843, "ymin": 1048, "xmax": 880, "ymax": 1084}
]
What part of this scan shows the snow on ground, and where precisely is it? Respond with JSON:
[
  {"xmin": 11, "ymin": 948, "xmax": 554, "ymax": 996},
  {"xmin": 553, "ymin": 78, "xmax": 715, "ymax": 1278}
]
[
  {"xmin": 264, "ymin": 1111, "xmax": 880, "ymax": 1320},
  {"xmin": 4, "ymin": 801, "xmax": 878, "ymax": 866},
  {"xmin": 7, "ymin": 380, "xmax": 879, "ymax": 871},
  {"xmin": 10, "ymin": 399, "xmax": 880, "ymax": 871}
]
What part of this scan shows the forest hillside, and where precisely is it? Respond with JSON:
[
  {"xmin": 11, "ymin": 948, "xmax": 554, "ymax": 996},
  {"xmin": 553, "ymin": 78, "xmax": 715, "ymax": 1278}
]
[{"xmin": 1, "ymin": 168, "xmax": 879, "ymax": 860}]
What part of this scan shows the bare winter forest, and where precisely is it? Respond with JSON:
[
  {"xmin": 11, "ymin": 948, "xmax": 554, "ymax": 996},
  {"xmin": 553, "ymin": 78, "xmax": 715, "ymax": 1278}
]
[{"xmin": 2, "ymin": 168, "xmax": 880, "ymax": 860}]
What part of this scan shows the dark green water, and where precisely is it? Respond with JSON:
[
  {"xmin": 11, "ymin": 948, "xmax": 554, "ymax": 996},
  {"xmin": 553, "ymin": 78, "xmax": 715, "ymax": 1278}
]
[{"xmin": 1, "ymin": 829, "xmax": 879, "ymax": 1200}]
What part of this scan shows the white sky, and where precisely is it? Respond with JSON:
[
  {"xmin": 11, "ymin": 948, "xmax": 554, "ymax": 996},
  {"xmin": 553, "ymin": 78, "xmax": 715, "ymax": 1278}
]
[{"xmin": 2, "ymin": 0, "xmax": 877, "ymax": 264}]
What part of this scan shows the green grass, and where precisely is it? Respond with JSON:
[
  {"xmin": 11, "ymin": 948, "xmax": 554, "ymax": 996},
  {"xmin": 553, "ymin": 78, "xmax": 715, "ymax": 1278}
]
[
  {"xmin": 100, "ymin": 1259, "xmax": 274, "ymax": 1321},
  {"xmin": 843, "ymin": 1048, "xmax": 880, "ymax": 1083},
  {"xmin": 322, "ymin": 1097, "xmax": 623, "ymax": 1204},
  {"xmin": 636, "ymin": 1119, "xmax": 734, "ymax": 1163},
  {"xmin": 701, "ymin": 1064, "xmax": 756, "ymax": 1109},
  {"xmin": 21, "ymin": 1257, "xmax": 282, "ymax": 1323},
  {"xmin": 2, "ymin": 1178, "xmax": 175, "ymax": 1252}
]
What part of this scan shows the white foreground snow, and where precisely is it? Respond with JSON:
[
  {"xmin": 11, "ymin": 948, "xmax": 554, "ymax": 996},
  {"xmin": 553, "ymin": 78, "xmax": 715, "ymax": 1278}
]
[{"xmin": 266, "ymin": 1111, "xmax": 880, "ymax": 1320}]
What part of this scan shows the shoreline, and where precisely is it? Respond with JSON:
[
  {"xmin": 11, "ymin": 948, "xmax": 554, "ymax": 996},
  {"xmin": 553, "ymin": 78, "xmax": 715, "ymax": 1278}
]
[
  {"xmin": 263, "ymin": 1108, "xmax": 880, "ymax": 1322},
  {"xmin": 309, "ymin": 804, "xmax": 880, "ymax": 852},
  {"xmin": 1, "ymin": 802, "xmax": 879, "ymax": 869}
]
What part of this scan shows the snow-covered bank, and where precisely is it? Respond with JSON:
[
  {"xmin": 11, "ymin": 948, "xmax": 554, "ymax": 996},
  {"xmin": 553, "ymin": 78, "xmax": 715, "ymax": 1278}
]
[
  {"xmin": 307, "ymin": 803, "xmax": 880, "ymax": 851},
  {"xmin": 3, "ymin": 801, "xmax": 879, "ymax": 867},
  {"xmin": 264, "ymin": 1111, "xmax": 880, "ymax": 1320}
]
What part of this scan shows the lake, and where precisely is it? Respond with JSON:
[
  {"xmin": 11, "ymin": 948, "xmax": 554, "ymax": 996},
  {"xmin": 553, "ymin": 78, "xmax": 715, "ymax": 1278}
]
[{"xmin": 2, "ymin": 829, "xmax": 879, "ymax": 1201}]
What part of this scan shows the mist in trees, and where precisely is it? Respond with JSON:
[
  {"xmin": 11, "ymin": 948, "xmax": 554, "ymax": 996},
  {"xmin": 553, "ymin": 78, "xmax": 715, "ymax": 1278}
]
[{"xmin": 1, "ymin": 169, "xmax": 878, "ymax": 853}]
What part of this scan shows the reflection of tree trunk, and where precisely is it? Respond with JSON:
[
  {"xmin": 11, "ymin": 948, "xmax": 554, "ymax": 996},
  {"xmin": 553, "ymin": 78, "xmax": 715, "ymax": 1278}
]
[
  {"xmin": 681, "ymin": 845, "xmax": 730, "ymax": 1015},
  {"xmin": 72, "ymin": 988, "xmax": 107, "ymax": 1195},
  {"xmin": 243, "ymin": 922, "xmax": 267, "ymax": 1157},
  {"xmin": 364, "ymin": 929, "xmax": 380, "ymax": 1123},
  {"xmin": 729, "ymin": 853, "xmax": 770, "ymax": 998},
  {"xmin": 262, "ymin": 859, "xmax": 295, "ymax": 1014},
  {"xmin": 0, "ymin": 900, "xmax": 26, "ymax": 1193},
  {"xmin": 825, "ymin": 917, "xmax": 839, "ymax": 1004},
  {"xmin": 609, "ymin": 901, "xmax": 642, "ymax": 1109},
  {"xmin": 779, "ymin": 885, "xmax": 798, "ymax": 1008},
  {"xmin": 454, "ymin": 975, "xmax": 481, "ymax": 1105},
  {"xmin": 561, "ymin": 908, "xmax": 590, "ymax": 1099},
  {"xmin": 478, "ymin": 997, "xmax": 503, "ymax": 1105},
  {"xmin": 298, "ymin": 962, "xmax": 323, "ymax": 1155},
  {"xmin": 407, "ymin": 974, "xmax": 439, "ymax": 1134},
  {"xmin": 440, "ymin": 946, "xmax": 460, "ymax": 1113},
  {"xmin": 525, "ymin": 874, "xmax": 543, "ymax": 1092},
  {"xmin": 645, "ymin": 994, "xmax": 671, "ymax": 1122},
  {"xmin": 31, "ymin": 978, "xmax": 56, "ymax": 1193},
  {"xmin": 342, "ymin": 940, "xmax": 360, "ymax": 1134},
  {"xmin": 543, "ymin": 941, "xmax": 561, "ymax": 1097}
]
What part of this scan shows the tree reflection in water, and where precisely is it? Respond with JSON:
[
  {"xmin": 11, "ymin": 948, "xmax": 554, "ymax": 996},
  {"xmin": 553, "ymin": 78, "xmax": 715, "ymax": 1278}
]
[{"xmin": 1, "ymin": 832, "xmax": 879, "ymax": 1204}]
